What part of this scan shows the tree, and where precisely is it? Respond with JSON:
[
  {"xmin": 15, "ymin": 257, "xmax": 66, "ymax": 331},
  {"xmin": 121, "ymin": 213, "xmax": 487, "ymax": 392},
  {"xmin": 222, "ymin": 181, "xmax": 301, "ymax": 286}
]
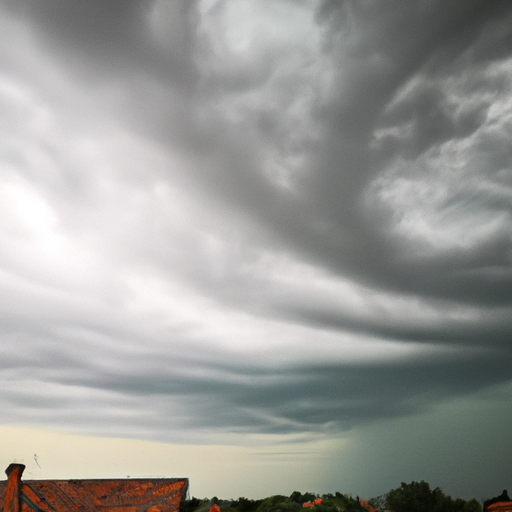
[
  {"xmin": 232, "ymin": 497, "xmax": 264, "ymax": 512},
  {"xmin": 386, "ymin": 482, "xmax": 481, "ymax": 512},
  {"xmin": 386, "ymin": 481, "xmax": 446, "ymax": 512},
  {"xmin": 464, "ymin": 499, "xmax": 483, "ymax": 512},
  {"xmin": 180, "ymin": 497, "xmax": 205, "ymax": 512}
]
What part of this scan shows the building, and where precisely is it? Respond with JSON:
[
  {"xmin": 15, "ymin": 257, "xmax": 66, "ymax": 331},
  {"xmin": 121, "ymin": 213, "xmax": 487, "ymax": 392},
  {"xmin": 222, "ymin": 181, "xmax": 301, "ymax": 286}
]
[
  {"xmin": 0, "ymin": 463, "xmax": 188, "ymax": 512},
  {"xmin": 484, "ymin": 491, "xmax": 512, "ymax": 512}
]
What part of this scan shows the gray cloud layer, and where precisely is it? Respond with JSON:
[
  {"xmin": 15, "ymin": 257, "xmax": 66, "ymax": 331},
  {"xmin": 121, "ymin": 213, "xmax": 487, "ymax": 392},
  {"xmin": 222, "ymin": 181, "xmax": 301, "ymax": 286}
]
[{"xmin": 1, "ymin": 0, "xmax": 512, "ymax": 453}]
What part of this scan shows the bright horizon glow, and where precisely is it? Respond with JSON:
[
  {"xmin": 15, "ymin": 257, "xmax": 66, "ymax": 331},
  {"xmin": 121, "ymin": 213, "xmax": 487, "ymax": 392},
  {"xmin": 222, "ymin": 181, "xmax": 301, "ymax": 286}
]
[{"xmin": 1, "ymin": 424, "xmax": 347, "ymax": 499}]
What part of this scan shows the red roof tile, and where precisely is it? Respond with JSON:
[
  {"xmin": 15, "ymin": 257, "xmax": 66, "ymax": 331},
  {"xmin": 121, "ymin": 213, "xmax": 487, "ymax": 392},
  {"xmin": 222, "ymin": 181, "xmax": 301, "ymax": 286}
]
[{"xmin": 0, "ymin": 464, "xmax": 188, "ymax": 512}]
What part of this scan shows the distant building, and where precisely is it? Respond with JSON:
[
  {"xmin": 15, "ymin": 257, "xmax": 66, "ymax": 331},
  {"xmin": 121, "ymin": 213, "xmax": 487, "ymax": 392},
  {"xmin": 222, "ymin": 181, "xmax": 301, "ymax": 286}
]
[
  {"xmin": 302, "ymin": 499, "xmax": 323, "ymax": 508},
  {"xmin": 484, "ymin": 491, "xmax": 512, "ymax": 512},
  {"xmin": 0, "ymin": 463, "xmax": 188, "ymax": 512},
  {"xmin": 359, "ymin": 499, "xmax": 377, "ymax": 512}
]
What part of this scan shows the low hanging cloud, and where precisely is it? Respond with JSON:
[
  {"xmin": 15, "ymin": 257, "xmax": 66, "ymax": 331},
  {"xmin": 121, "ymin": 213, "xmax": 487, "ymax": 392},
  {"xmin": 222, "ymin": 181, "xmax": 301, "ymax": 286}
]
[{"xmin": 1, "ymin": 0, "xmax": 512, "ymax": 447}]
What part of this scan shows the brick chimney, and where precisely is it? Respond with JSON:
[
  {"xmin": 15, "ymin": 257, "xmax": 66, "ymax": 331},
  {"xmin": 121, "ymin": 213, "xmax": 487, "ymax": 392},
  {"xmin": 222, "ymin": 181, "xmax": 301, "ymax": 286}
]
[{"xmin": 3, "ymin": 464, "xmax": 25, "ymax": 512}]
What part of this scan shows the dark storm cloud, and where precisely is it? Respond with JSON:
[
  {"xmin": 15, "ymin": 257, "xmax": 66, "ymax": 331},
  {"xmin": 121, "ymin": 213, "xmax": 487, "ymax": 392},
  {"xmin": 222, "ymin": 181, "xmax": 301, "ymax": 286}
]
[
  {"xmin": 3, "ymin": 0, "xmax": 198, "ymax": 86},
  {"xmin": 304, "ymin": 0, "xmax": 512, "ymax": 295},
  {"xmin": 17, "ymin": 341, "xmax": 512, "ymax": 440},
  {"xmin": 1, "ymin": 0, "xmax": 512, "ymax": 450},
  {"xmin": 172, "ymin": 0, "xmax": 512, "ymax": 310},
  {"xmin": 277, "ymin": 302, "xmax": 512, "ymax": 348}
]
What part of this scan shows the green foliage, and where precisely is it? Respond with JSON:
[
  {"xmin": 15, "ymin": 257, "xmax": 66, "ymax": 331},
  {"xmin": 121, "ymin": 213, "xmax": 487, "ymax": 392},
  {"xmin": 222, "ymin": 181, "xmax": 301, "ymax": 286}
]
[
  {"xmin": 333, "ymin": 493, "xmax": 361, "ymax": 512},
  {"xmin": 463, "ymin": 499, "xmax": 483, "ymax": 512},
  {"xmin": 231, "ymin": 498, "xmax": 264, "ymax": 512},
  {"xmin": 186, "ymin": 484, "xmax": 480, "ymax": 512},
  {"xmin": 255, "ymin": 495, "xmax": 300, "ymax": 512},
  {"xmin": 386, "ymin": 480, "xmax": 444, "ymax": 512},
  {"xmin": 386, "ymin": 481, "xmax": 482, "ymax": 512},
  {"xmin": 252, "ymin": 491, "xmax": 367, "ymax": 512},
  {"xmin": 317, "ymin": 492, "xmax": 366, "ymax": 512},
  {"xmin": 180, "ymin": 497, "xmax": 207, "ymax": 512},
  {"xmin": 288, "ymin": 493, "xmax": 318, "ymax": 505}
]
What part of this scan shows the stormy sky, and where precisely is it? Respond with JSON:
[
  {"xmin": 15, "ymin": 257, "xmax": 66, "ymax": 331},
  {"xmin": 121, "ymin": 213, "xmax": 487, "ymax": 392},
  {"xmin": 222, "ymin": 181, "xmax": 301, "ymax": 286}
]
[{"xmin": 1, "ymin": 0, "xmax": 512, "ymax": 501}]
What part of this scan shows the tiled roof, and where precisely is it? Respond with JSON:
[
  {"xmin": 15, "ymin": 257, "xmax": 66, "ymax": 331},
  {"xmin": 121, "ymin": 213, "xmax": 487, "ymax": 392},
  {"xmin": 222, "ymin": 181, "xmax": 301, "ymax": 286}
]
[
  {"xmin": 0, "ymin": 463, "xmax": 188, "ymax": 512},
  {"xmin": 487, "ymin": 503, "xmax": 512, "ymax": 512}
]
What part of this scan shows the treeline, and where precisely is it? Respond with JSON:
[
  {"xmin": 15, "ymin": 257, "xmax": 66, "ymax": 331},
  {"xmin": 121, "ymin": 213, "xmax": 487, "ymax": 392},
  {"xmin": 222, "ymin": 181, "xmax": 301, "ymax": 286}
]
[
  {"xmin": 384, "ymin": 481, "xmax": 481, "ymax": 512},
  {"xmin": 181, "ymin": 481, "xmax": 482, "ymax": 512},
  {"xmin": 235, "ymin": 491, "xmax": 367, "ymax": 512},
  {"xmin": 181, "ymin": 491, "xmax": 367, "ymax": 512}
]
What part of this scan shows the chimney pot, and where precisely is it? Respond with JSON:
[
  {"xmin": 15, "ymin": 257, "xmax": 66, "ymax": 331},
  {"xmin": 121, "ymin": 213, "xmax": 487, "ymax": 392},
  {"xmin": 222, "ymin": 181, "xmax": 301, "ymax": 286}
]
[
  {"xmin": 5, "ymin": 464, "xmax": 25, "ymax": 478},
  {"xmin": 3, "ymin": 464, "xmax": 25, "ymax": 512}
]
